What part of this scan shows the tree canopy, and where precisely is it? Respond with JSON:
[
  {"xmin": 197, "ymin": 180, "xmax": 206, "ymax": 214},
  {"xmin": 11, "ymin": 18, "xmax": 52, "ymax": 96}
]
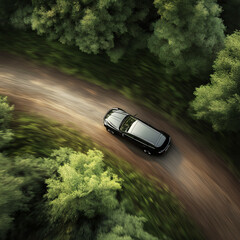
[
  {"xmin": 0, "ymin": 147, "xmax": 160, "ymax": 240},
  {"xmin": 44, "ymin": 148, "xmax": 161, "ymax": 240},
  {"xmin": 0, "ymin": 96, "xmax": 14, "ymax": 149},
  {"xmin": 9, "ymin": 0, "xmax": 225, "ymax": 74},
  {"xmin": 97, "ymin": 208, "xmax": 159, "ymax": 240},
  {"xmin": 45, "ymin": 148, "xmax": 121, "ymax": 222},
  {"xmin": 0, "ymin": 157, "xmax": 24, "ymax": 239},
  {"xmin": 0, "ymin": 153, "xmax": 47, "ymax": 239},
  {"xmin": 148, "ymin": 0, "xmax": 225, "ymax": 78},
  {"xmin": 191, "ymin": 31, "xmax": 240, "ymax": 132},
  {"xmin": 11, "ymin": 0, "xmax": 155, "ymax": 62}
]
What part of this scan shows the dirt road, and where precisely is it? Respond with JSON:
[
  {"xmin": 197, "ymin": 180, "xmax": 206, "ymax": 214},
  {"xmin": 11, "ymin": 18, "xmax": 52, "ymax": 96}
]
[{"xmin": 0, "ymin": 52, "xmax": 239, "ymax": 240}]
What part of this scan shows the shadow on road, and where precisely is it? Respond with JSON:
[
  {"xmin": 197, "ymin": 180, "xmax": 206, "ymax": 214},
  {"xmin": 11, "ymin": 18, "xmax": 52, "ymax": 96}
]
[{"xmin": 112, "ymin": 133, "xmax": 183, "ymax": 176}]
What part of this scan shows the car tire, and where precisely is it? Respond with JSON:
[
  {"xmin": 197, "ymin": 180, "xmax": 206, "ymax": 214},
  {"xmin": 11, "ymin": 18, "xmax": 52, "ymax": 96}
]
[
  {"xmin": 107, "ymin": 128, "xmax": 115, "ymax": 135},
  {"xmin": 143, "ymin": 149, "xmax": 152, "ymax": 155}
]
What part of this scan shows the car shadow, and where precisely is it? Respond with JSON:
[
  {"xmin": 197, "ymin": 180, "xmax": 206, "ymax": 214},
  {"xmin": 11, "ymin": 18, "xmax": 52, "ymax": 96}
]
[
  {"xmin": 113, "ymin": 133, "xmax": 149, "ymax": 157},
  {"xmin": 154, "ymin": 144, "xmax": 183, "ymax": 176},
  {"xmin": 113, "ymin": 134, "xmax": 183, "ymax": 176}
]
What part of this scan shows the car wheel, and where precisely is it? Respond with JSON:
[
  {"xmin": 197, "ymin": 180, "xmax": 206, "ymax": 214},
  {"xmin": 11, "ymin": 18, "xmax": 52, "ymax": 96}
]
[
  {"xmin": 107, "ymin": 128, "xmax": 115, "ymax": 135},
  {"xmin": 143, "ymin": 149, "xmax": 152, "ymax": 155}
]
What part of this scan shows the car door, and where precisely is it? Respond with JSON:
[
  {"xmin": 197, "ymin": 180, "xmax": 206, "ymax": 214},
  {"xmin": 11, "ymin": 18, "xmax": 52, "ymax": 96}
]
[
  {"xmin": 124, "ymin": 133, "xmax": 145, "ymax": 149},
  {"xmin": 132, "ymin": 135, "xmax": 155, "ymax": 151}
]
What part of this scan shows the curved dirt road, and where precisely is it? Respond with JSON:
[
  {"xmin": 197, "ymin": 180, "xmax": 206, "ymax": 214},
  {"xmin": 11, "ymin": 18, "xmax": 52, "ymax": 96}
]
[{"xmin": 0, "ymin": 53, "xmax": 239, "ymax": 240}]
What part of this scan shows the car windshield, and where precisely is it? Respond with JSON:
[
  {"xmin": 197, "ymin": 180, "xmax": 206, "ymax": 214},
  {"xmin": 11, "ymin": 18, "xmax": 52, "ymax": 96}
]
[{"xmin": 120, "ymin": 115, "xmax": 137, "ymax": 132}]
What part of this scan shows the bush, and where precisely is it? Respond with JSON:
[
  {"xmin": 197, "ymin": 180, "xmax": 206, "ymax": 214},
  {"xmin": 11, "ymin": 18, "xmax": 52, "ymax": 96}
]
[{"xmin": 0, "ymin": 96, "xmax": 14, "ymax": 149}]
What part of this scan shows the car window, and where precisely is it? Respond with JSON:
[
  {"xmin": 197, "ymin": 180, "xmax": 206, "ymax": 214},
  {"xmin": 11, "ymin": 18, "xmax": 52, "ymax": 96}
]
[
  {"xmin": 105, "ymin": 109, "xmax": 114, "ymax": 119},
  {"xmin": 120, "ymin": 116, "xmax": 136, "ymax": 132},
  {"xmin": 127, "ymin": 133, "xmax": 155, "ymax": 148}
]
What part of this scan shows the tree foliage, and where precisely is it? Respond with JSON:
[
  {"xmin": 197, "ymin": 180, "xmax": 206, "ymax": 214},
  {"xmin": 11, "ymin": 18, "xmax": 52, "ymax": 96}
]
[
  {"xmin": 148, "ymin": 0, "xmax": 225, "ymax": 78},
  {"xmin": 0, "ymin": 96, "xmax": 14, "ymax": 149},
  {"xmin": 191, "ymin": 31, "xmax": 240, "ymax": 132},
  {"xmin": 97, "ymin": 208, "xmax": 159, "ymax": 240},
  {"xmin": 0, "ymin": 96, "xmax": 13, "ymax": 129},
  {"xmin": 0, "ymin": 151, "xmax": 48, "ymax": 239},
  {"xmin": 44, "ymin": 148, "xmax": 160, "ymax": 240},
  {"xmin": 0, "ymin": 0, "xmax": 31, "ymax": 26},
  {"xmin": 10, "ymin": 5, "xmax": 33, "ymax": 30},
  {"xmin": 45, "ymin": 148, "xmax": 121, "ymax": 222},
  {"xmin": 0, "ymin": 156, "xmax": 24, "ymax": 239},
  {"xmin": 8, "ymin": 0, "xmax": 226, "ymax": 69},
  {"xmin": 11, "ymin": 0, "xmax": 155, "ymax": 62}
]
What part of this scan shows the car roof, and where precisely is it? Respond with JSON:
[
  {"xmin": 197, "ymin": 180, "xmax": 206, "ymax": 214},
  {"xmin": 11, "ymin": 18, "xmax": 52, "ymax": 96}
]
[{"xmin": 128, "ymin": 119, "xmax": 166, "ymax": 147}]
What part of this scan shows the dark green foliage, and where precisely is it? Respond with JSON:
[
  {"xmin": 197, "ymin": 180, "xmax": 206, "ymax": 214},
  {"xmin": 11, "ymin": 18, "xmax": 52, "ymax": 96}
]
[
  {"xmin": 5, "ymin": 155, "xmax": 47, "ymax": 202},
  {"xmin": 148, "ymin": 0, "xmax": 225, "ymax": 78},
  {"xmin": 191, "ymin": 31, "xmax": 240, "ymax": 132},
  {"xmin": 0, "ymin": 155, "xmax": 25, "ymax": 239},
  {"xmin": 218, "ymin": 0, "xmax": 240, "ymax": 33},
  {"xmin": 0, "ymin": 96, "xmax": 13, "ymax": 129},
  {"xmin": 10, "ymin": 0, "xmax": 155, "ymax": 62},
  {"xmin": 0, "ymin": 153, "xmax": 48, "ymax": 240},
  {"xmin": 0, "ymin": 0, "xmax": 14, "ymax": 24},
  {"xmin": 7, "ymin": 113, "xmax": 93, "ymax": 157},
  {"xmin": 7, "ymin": 0, "xmax": 225, "ymax": 70},
  {"xmin": 0, "ymin": 0, "xmax": 31, "ymax": 25},
  {"xmin": 0, "ymin": 96, "xmax": 14, "ymax": 149},
  {"xmin": 10, "ymin": 5, "xmax": 33, "ymax": 30},
  {"xmin": 97, "ymin": 208, "xmax": 159, "ymax": 240}
]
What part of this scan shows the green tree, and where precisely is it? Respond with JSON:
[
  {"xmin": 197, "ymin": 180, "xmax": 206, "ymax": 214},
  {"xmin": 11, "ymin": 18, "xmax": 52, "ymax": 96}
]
[
  {"xmin": 0, "ymin": 96, "xmax": 13, "ymax": 130},
  {"xmin": 0, "ymin": 168, "xmax": 24, "ymax": 239},
  {"xmin": 97, "ymin": 208, "xmax": 159, "ymax": 240},
  {"xmin": 0, "ymin": 153, "xmax": 49, "ymax": 240},
  {"xmin": 148, "ymin": 0, "xmax": 225, "ymax": 78},
  {"xmin": 44, "ymin": 148, "xmax": 160, "ymax": 240},
  {"xmin": 11, "ymin": 0, "xmax": 155, "ymax": 62},
  {"xmin": 10, "ymin": 5, "xmax": 33, "ymax": 30},
  {"xmin": 191, "ymin": 31, "xmax": 240, "ymax": 132},
  {"xmin": 0, "ymin": 0, "xmax": 31, "ymax": 26},
  {"xmin": 45, "ymin": 148, "xmax": 121, "ymax": 222},
  {"xmin": 0, "ymin": 96, "xmax": 14, "ymax": 149}
]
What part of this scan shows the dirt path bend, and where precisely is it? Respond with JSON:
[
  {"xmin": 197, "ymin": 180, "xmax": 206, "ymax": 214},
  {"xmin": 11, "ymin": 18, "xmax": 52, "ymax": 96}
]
[{"xmin": 0, "ymin": 53, "xmax": 239, "ymax": 240}]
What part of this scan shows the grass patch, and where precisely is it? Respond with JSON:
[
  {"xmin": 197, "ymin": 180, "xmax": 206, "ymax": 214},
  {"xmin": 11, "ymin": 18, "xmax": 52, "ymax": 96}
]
[
  {"xmin": 0, "ymin": 28, "xmax": 238, "ymax": 178},
  {"xmin": 4, "ymin": 112, "xmax": 204, "ymax": 240}
]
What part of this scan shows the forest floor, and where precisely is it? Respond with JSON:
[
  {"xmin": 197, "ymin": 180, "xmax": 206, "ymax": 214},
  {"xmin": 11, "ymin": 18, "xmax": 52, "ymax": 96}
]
[{"xmin": 0, "ymin": 52, "xmax": 240, "ymax": 240}]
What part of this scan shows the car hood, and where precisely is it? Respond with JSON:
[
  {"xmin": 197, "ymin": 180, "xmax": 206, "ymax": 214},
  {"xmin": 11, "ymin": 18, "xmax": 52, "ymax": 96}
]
[{"xmin": 105, "ymin": 109, "xmax": 128, "ymax": 130}]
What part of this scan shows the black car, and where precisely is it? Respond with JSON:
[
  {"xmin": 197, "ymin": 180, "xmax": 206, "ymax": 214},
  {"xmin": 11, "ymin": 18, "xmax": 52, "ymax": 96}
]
[{"xmin": 103, "ymin": 108, "xmax": 171, "ymax": 155}]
